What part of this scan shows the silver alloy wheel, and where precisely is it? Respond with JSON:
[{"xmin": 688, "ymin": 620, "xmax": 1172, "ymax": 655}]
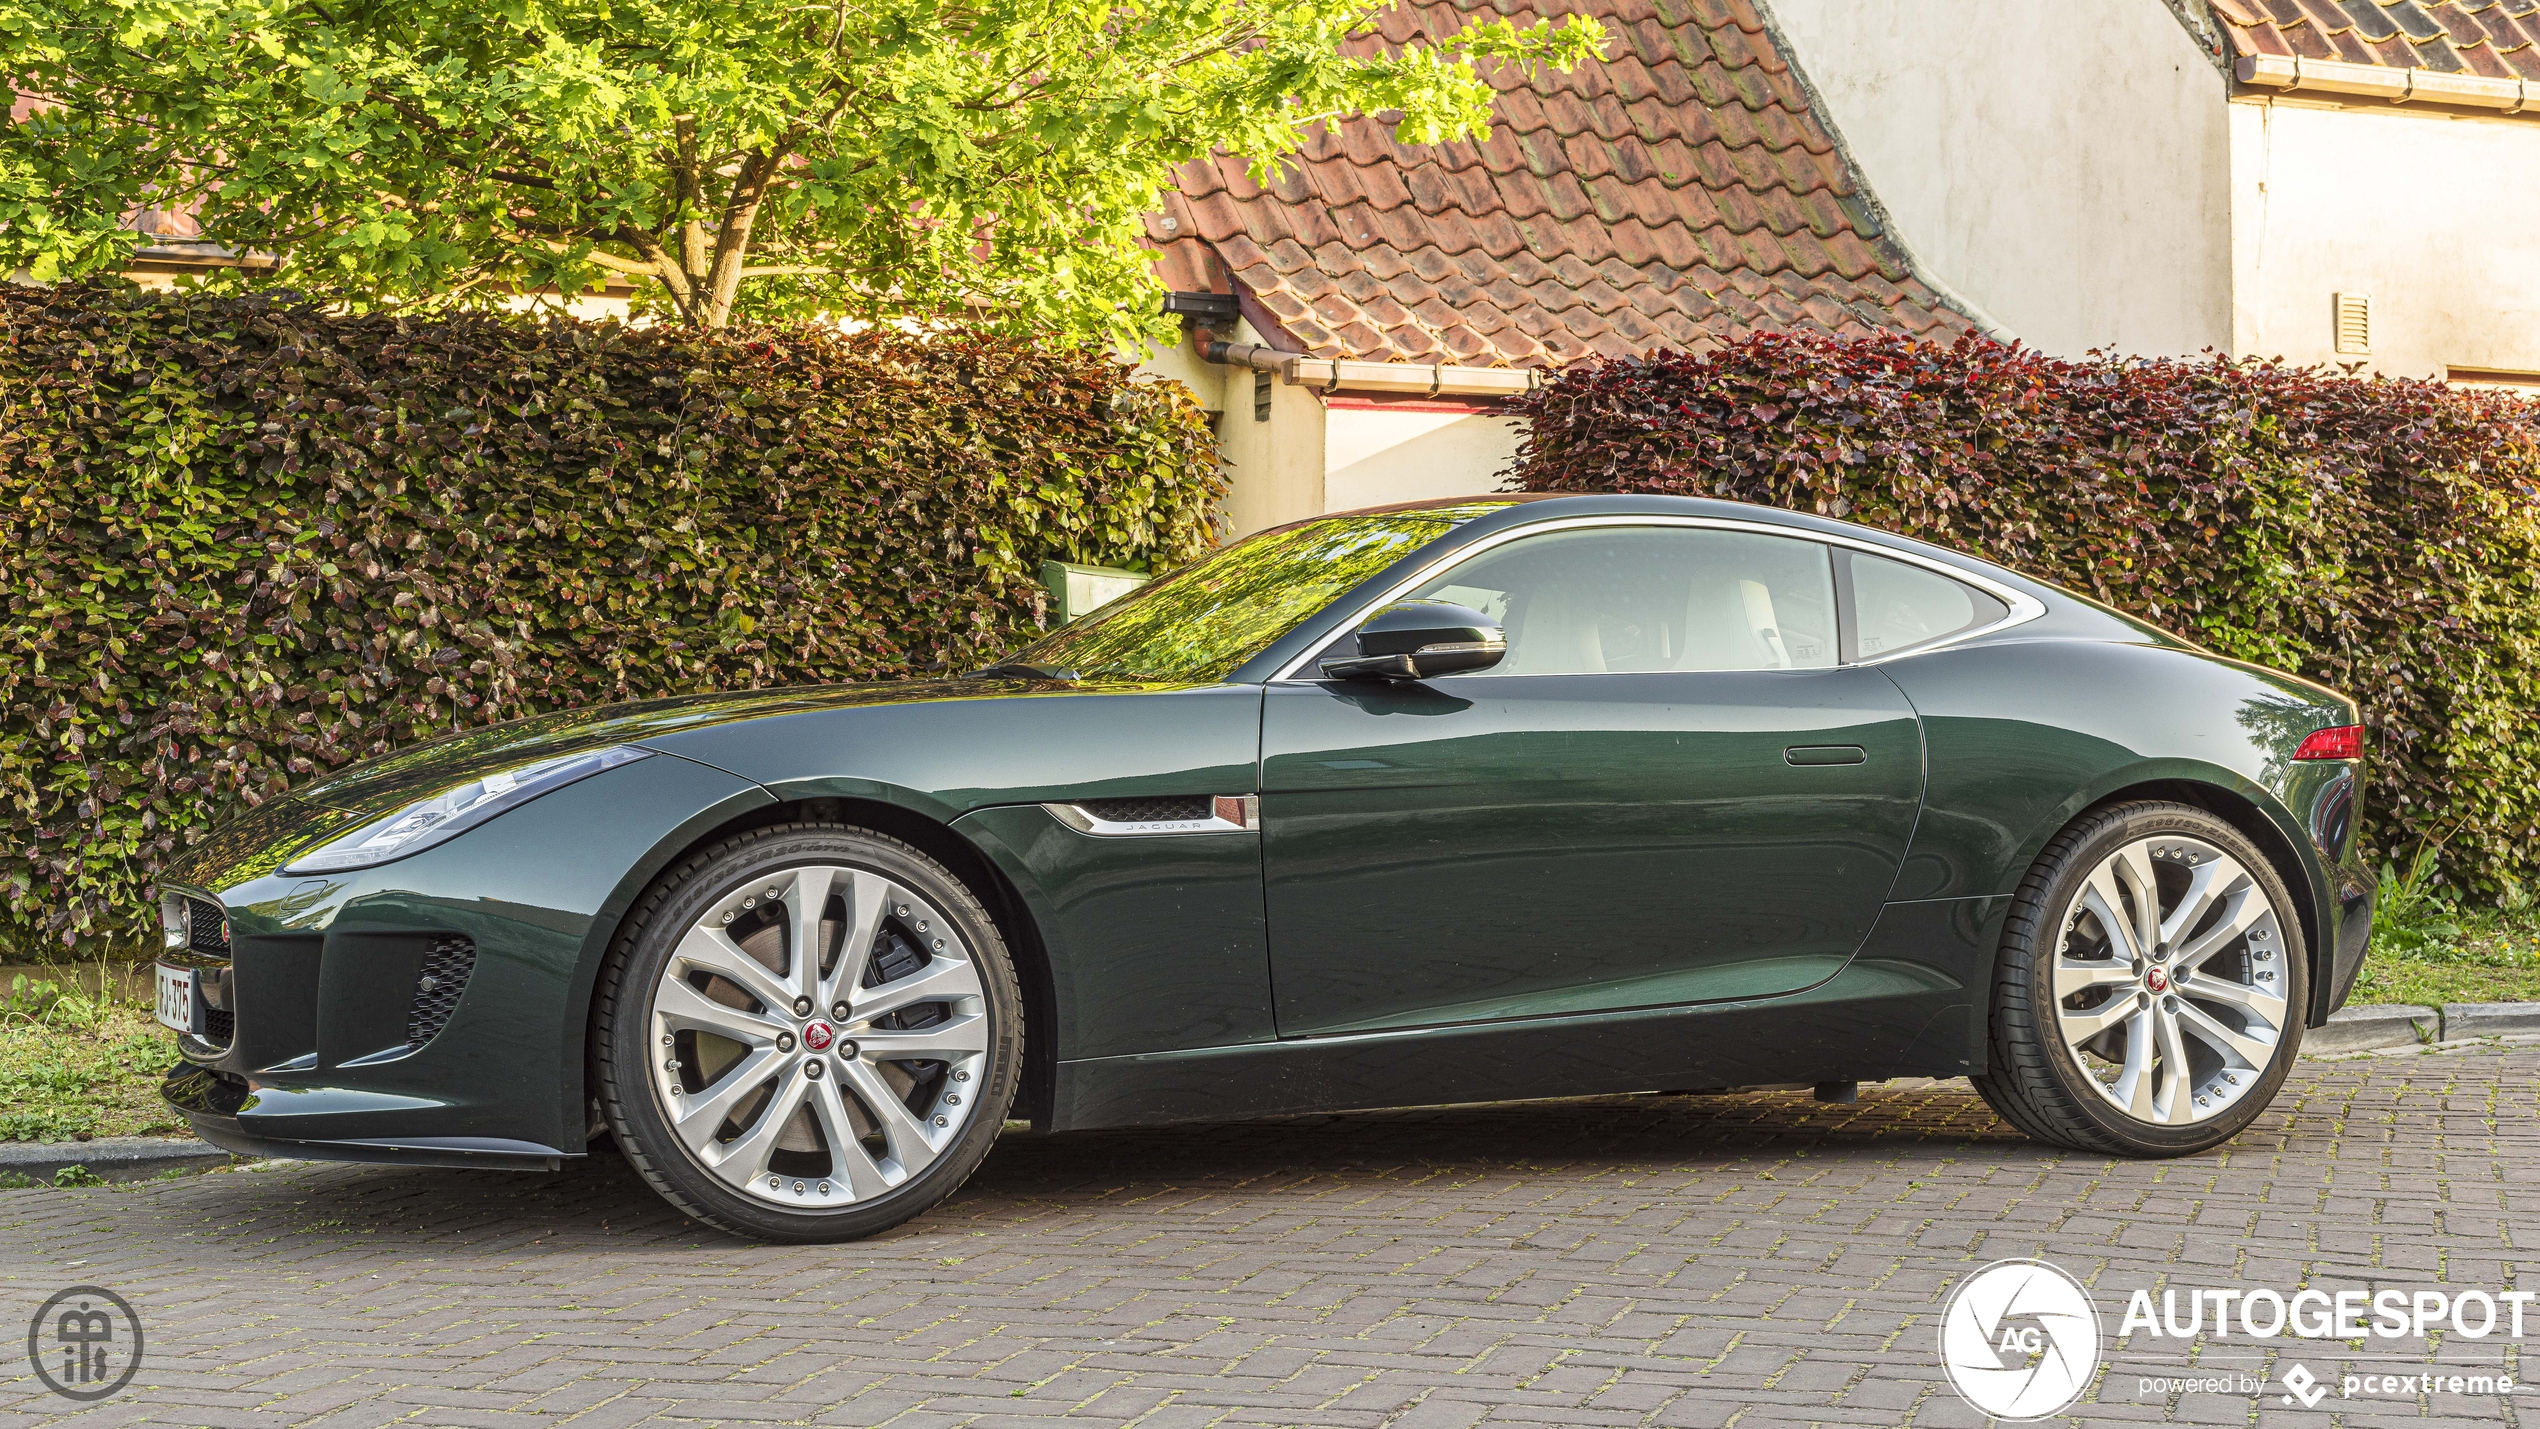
[
  {"xmin": 2050, "ymin": 835, "xmax": 2291, "ymax": 1125},
  {"xmin": 644, "ymin": 863, "xmax": 991, "ymax": 1209}
]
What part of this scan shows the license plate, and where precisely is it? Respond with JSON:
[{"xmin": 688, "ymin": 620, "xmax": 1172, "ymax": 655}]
[{"xmin": 154, "ymin": 963, "xmax": 195, "ymax": 1035}]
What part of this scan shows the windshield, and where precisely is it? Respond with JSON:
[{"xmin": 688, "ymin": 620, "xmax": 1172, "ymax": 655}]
[{"xmin": 1007, "ymin": 506, "xmax": 1502, "ymax": 682}]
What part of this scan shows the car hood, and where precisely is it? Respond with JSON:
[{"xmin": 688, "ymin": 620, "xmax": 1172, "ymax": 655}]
[
  {"xmin": 162, "ymin": 677, "xmax": 1107, "ymax": 891},
  {"xmin": 295, "ymin": 677, "xmax": 1094, "ymax": 818}
]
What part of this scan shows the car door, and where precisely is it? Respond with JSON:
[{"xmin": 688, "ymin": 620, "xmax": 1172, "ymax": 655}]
[{"xmin": 1259, "ymin": 521, "xmax": 1926, "ymax": 1038}]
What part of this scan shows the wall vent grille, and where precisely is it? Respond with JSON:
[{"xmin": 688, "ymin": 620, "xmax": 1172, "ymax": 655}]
[{"xmin": 2334, "ymin": 292, "xmax": 2371, "ymax": 355}]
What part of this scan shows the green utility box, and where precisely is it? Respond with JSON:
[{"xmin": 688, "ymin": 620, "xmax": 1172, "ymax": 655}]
[{"xmin": 1040, "ymin": 560, "xmax": 1149, "ymax": 625}]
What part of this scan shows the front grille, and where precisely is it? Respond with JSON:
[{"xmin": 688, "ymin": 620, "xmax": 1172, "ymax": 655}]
[
  {"xmin": 185, "ymin": 896, "xmax": 229, "ymax": 957},
  {"xmin": 1079, "ymin": 795, "xmax": 1212, "ymax": 824},
  {"xmin": 204, "ymin": 1008, "xmax": 235, "ymax": 1043},
  {"xmin": 405, "ymin": 937, "xmax": 478, "ymax": 1048}
]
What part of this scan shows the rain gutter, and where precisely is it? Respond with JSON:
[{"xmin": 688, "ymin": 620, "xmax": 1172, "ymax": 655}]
[
  {"xmin": 2235, "ymin": 54, "xmax": 2535, "ymax": 113},
  {"xmin": 1198, "ymin": 332, "xmax": 1540, "ymax": 400}
]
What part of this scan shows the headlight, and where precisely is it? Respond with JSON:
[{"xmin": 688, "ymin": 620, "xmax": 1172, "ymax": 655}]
[
  {"xmin": 283, "ymin": 745, "xmax": 653, "ymax": 875},
  {"xmin": 161, "ymin": 890, "xmax": 190, "ymax": 951}
]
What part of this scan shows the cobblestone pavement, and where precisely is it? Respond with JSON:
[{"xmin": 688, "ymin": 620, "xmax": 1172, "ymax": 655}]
[{"xmin": 3, "ymin": 1045, "xmax": 2534, "ymax": 1428}]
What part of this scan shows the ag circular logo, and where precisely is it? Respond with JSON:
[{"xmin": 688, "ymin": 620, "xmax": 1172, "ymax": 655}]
[
  {"xmin": 1937, "ymin": 1258, "xmax": 2101, "ymax": 1419},
  {"xmin": 802, "ymin": 1020, "xmax": 835, "ymax": 1052},
  {"xmin": 26, "ymin": 1285, "xmax": 143, "ymax": 1402}
]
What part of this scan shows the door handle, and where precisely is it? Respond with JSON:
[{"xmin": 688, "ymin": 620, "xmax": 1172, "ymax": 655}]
[{"xmin": 1786, "ymin": 745, "xmax": 1867, "ymax": 766}]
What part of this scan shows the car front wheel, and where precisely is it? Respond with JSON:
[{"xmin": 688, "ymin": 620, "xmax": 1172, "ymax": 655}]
[
  {"xmin": 594, "ymin": 822, "xmax": 1023, "ymax": 1241},
  {"xmin": 1974, "ymin": 801, "xmax": 2308, "ymax": 1157}
]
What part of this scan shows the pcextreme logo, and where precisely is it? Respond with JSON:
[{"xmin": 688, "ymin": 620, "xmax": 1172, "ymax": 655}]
[{"xmin": 1937, "ymin": 1259, "xmax": 2103, "ymax": 1420}]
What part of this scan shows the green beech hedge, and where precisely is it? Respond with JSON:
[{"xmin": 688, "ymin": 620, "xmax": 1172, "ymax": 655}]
[
  {"xmin": 1509, "ymin": 332, "xmax": 2540, "ymax": 897},
  {"xmin": 0, "ymin": 284, "xmax": 1221, "ymax": 953}
]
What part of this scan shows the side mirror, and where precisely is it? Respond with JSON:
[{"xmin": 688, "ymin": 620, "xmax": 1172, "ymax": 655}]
[{"xmin": 1320, "ymin": 600, "xmax": 1506, "ymax": 682}]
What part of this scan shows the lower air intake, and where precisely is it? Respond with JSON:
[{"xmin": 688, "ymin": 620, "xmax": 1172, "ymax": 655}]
[{"xmin": 405, "ymin": 937, "xmax": 478, "ymax": 1049}]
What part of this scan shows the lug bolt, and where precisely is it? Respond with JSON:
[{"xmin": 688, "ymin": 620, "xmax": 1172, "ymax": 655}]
[
  {"xmin": 777, "ymin": 1031, "xmax": 796, "ymax": 1053},
  {"xmin": 838, "ymin": 1040, "xmax": 858, "ymax": 1058},
  {"xmin": 953, "ymin": 1070, "xmax": 969, "ymax": 1082},
  {"xmin": 934, "ymin": 1115, "xmax": 949, "ymax": 1127},
  {"xmin": 916, "ymin": 920, "xmax": 929, "ymax": 933},
  {"xmin": 946, "ymin": 1093, "xmax": 961, "ymax": 1105},
  {"xmin": 793, "ymin": 996, "xmax": 812, "ymax": 1016},
  {"xmin": 805, "ymin": 1060, "xmax": 824, "ymax": 1079},
  {"xmin": 895, "ymin": 905, "xmax": 909, "ymax": 917},
  {"xmin": 832, "ymin": 1000, "xmax": 850, "ymax": 1020}
]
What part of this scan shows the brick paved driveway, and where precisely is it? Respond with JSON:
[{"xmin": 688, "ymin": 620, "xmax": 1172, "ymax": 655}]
[{"xmin": 3, "ymin": 1046, "xmax": 2533, "ymax": 1427}]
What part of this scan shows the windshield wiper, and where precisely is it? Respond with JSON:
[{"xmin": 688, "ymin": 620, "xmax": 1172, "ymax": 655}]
[{"xmin": 969, "ymin": 662, "xmax": 1080, "ymax": 681}]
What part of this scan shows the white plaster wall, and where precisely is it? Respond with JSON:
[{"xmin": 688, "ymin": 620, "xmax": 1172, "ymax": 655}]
[
  {"xmin": 1131, "ymin": 324, "xmax": 1523, "ymax": 538},
  {"xmin": 1767, "ymin": 0, "xmax": 2234, "ymax": 357},
  {"xmin": 1321, "ymin": 406, "xmax": 1522, "ymax": 516},
  {"xmin": 2229, "ymin": 99, "xmax": 2540, "ymax": 379}
]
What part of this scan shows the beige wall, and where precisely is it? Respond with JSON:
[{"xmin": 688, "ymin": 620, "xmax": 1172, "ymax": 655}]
[
  {"xmin": 1135, "ymin": 324, "xmax": 1524, "ymax": 539},
  {"xmin": 2228, "ymin": 98, "xmax": 2540, "ymax": 379},
  {"xmin": 1766, "ymin": 0, "xmax": 2234, "ymax": 357},
  {"xmin": 1322, "ymin": 406, "xmax": 1522, "ymax": 516}
]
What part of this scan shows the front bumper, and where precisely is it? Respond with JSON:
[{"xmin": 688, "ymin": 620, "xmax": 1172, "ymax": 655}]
[
  {"xmin": 164, "ymin": 1064, "xmax": 566, "ymax": 1171},
  {"xmin": 153, "ymin": 750, "xmax": 771, "ymax": 1160}
]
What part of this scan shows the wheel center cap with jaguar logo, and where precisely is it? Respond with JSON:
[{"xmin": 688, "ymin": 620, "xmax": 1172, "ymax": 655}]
[
  {"xmin": 2145, "ymin": 968, "xmax": 2169, "ymax": 993},
  {"xmin": 802, "ymin": 1020, "xmax": 836, "ymax": 1052}
]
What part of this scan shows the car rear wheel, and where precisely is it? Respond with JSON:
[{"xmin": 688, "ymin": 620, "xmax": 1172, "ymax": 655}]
[
  {"xmin": 593, "ymin": 822, "xmax": 1023, "ymax": 1241},
  {"xmin": 1973, "ymin": 801, "xmax": 2308, "ymax": 1157}
]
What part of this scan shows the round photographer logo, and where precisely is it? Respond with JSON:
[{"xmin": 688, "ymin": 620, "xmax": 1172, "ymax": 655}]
[
  {"xmin": 1938, "ymin": 1259, "xmax": 2102, "ymax": 1420},
  {"xmin": 25, "ymin": 1285, "xmax": 143, "ymax": 1402}
]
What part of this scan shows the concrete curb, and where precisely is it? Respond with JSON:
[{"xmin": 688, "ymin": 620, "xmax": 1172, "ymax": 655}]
[
  {"xmin": 2441, "ymin": 1002, "xmax": 2540, "ymax": 1038},
  {"xmin": 2297, "ymin": 1003, "xmax": 2540, "ymax": 1057},
  {"xmin": 2304, "ymin": 1003, "xmax": 2440, "ymax": 1055},
  {"xmin": 2303, "ymin": 1031, "xmax": 2540, "ymax": 1063},
  {"xmin": 0, "ymin": 1135, "xmax": 240, "ymax": 1185}
]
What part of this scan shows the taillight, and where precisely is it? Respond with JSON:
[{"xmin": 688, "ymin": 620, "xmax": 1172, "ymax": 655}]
[{"xmin": 2293, "ymin": 725, "xmax": 2364, "ymax": 761}]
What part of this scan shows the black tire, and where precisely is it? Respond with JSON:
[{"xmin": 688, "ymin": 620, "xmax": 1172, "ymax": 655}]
[
  {"xmin": 1972, "ymin": 800, "xmax": 2308, "ymax": 1157},
  {"xmin": 593, "ymin": 822, "xmax": 1023, "ymax": 1241}
]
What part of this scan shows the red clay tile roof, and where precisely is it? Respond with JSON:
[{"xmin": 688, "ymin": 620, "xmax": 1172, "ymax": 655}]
[
  {"xmin": 2209, "ymin": 0, "xmax": 2540, "ymax": 78},
  {"xmin": 1144, "ymin": 0, "xmax": 1970, "ymax": 367}
]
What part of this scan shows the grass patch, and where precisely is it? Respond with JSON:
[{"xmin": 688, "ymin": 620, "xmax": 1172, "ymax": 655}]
[
  {"xmin": 2350, "ymin": 846, "xmax": 2540, "ymax": 1009},
  {"xmin": 0, "ymin": 973, "xmax": 183, "ymax": 1141}
]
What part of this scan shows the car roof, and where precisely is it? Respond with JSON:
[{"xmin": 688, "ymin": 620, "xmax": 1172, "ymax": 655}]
[{"xmin": 1300, "ymin": 492, "xmax": 2045, "ymax": 599}]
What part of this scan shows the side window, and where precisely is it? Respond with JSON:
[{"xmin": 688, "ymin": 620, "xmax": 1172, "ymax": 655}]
[
  {"xmin": 1843, "ymin": 551, "xmax": 2009, "ymax": 660},
  {"xmin": 1399, "ymin": 527, "xmax": 1837, "ymax": 676}
]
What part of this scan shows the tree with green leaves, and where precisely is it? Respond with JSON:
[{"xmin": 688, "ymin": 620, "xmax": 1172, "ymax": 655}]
[{"xmin": 0, "ymin": 0, "xmax": 1601, "ymax": 340}]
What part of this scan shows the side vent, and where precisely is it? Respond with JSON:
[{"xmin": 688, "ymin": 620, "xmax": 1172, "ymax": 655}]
[
  {"xmin": 405, "ymin": 937, "xmax": 478, "ymax": 1049},
  {"xmin": 2333, "ymin": 292, "xmax": 2371, "ymax": 355},
  {"xmin": 1080, "ymin": 795, "xmax": 1213, "ymax": 824}
]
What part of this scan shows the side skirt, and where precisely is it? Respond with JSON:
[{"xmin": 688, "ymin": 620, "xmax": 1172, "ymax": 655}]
[{"xmin": 1051, "ymin": 896, "xmax": 2005, "ymax": 1132}]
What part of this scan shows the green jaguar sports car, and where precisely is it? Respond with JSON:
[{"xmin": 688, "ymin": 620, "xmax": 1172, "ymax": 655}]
[{"xmin": 156, "ymin": 494, "xmax": 2373, "ymax": 1241}]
